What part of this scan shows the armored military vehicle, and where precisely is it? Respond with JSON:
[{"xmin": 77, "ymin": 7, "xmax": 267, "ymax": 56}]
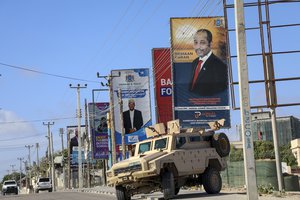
[{"xmin": 107, "ymin": 119, "xmax": 230, "ymax": 200}]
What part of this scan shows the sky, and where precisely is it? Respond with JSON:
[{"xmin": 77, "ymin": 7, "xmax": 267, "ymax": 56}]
[{"xmin": 0, "ymin": 0, "xmax": 299, "ymax": 180}]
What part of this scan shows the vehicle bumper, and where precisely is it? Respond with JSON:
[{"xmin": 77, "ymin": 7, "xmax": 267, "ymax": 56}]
[
  {"xmin": 2, "ymin": 187, "xmax": 18, "ymax": 194},
  {"xmin": 107, "ymin": 168, "xmax": 157, "ymax": 186}
]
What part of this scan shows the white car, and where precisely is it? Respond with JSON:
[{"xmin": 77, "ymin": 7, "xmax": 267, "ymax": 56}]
[
  {"xmin": 2, "ymin": 180, "xmax": 18, "ymax": 195},
  {"xmin": 34, "ymin": 177, "xmax": 52, "ymax": 193}
]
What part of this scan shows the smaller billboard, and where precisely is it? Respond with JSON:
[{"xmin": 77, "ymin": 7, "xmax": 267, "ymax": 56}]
[
  {"xmin": 111, "ymin": 68, "xmax": 152, "ymax": 145},
  {"xmin": 88, "ymin": 103, "xmax": 109, "ymax": 159},
  {"xmin": 152, "ymin": 48, "xmax": 173, "ymax": 124}
]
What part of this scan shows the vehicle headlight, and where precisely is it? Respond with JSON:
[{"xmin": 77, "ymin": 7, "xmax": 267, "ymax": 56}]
[{"xmin": 149, "ymin": 162, "xmax": 155, "ymax": 169}]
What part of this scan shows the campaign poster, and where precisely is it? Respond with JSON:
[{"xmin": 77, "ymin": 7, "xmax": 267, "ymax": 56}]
[
  {"xmin": 170, "ymin": 17, "xmax": 231, "ymax": 128},
  {"xmin": 67, "ymin": 125, "xmax": 88, "ymax": 166},
  {"xmin": 111, "ymin": 68, "xmax": 151, "ymax": 145},
  {"xmin": 88, "ymin": 102, "xmax": 109, "ymax": 159},
  {"xmin": 152, "ymin": 48, "xmax": 173, "ymax": 125}
]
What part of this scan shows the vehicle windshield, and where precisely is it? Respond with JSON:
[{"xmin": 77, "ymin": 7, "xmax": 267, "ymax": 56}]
[
  {"xmin": 138, "ymin": 142, "xmax": 151, "ymax": 154},
  {"xmin": 154, "ymin": 138, "xmax": 167, "ymax": 150},
  {"xmin": 4, "ymin": 181, "xmax": 16, "ymax": 185},
  {"xmin": 39, "ymin": 178, "xmax": 50, "ymax": 182}
]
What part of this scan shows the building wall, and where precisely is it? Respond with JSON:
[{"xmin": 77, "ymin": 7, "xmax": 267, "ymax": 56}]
[{"xmin": 239, "ymin": 115, "xmax": 300, "ymax": 146}]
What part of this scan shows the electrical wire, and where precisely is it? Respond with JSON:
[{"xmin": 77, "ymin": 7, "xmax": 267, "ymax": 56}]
[{"xmin": 0, "ymin": 62, "xmax": 99, "ymax": 83}]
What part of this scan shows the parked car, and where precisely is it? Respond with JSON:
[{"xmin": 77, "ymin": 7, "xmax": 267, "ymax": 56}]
[
  {"xmin": 34, "ymin": 177, "xmax": 52, "ymax": 193},
  {"xmin": 2, "ymin": 180, "xmax": 18, "ymax": 195}
]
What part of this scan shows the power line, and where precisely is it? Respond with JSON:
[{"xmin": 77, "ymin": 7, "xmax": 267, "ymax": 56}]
[
  {"xmin": 0, "ymin": 62, "xmax": 98, "ymax": 83},
  {"xmin": 0, "ymin": 116, "xmax": 76, "ymax": 124}
]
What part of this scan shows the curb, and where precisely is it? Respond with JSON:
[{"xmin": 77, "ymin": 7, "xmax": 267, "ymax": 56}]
[{"xmin": 63, "ymin": 187, "xmax": 116, "ymax": 196}]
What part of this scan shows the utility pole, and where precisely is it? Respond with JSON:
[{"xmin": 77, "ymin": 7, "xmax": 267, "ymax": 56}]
[
  {"xmin": 10, "ymin": 164, "xmax": 16, "ymax": 172},
  {"xmin": 50, "ymin": 131, "xmax": 56, "ymax": 191},
  {"xmin": 17, "ymin": 157, "xmax": 24, "ymax": 185},
  {"xmin": 234, "ymin": 0, "xmax": 258, "ymax": 199},
  {"xmin": 84, "ymin": 99, "xmax": 91, "ymax": 188},
  {"xmin": 43, "ymin": 122, "xmax": 54, "ymax": 179},
  {"xmin": 69, "ymin": 83, "xmax": 87, "ymax": 189},
  {"xmin": 36, "ymin": 143, "xmax": 39, "ymax": 178},
  {"xmin": 10, "ymin": 164, "xmax": 16, "ymax": 180},
  {"xmin": 23, "ymin": 160, "xmax": 28, "ymax": 189},
  {"xmin": 59, "ymin": 128, "xmax": 64, "ymax": 152},
  {"xmin": 97, "ymin": 72, "xmax": 120, "ymax": 165},
  {"xmin": 67, "ymin": 129, "xmax": 71, "ymax": 189},
  {"xmin": 59, "ymin": 128, "xmax": 66, "ymax": 189},
  {"xmin": 25, "ymin": 145, "xmax": 33, "ymax": 188},
  {"xmin": 118, "ymin": 88, "xmax": 126, "ymax": 160}
]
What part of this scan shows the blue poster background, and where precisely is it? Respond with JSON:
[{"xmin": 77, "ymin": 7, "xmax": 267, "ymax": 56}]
[{"xmin": 173, "ymin": 62, "xmax": 231, "ymax": 128}]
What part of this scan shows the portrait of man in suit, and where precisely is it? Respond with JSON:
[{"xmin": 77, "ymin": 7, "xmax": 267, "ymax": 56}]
[
  {"xmin": 123, "ymin": 98, "xmax": 143, "ymax": 134},
  {"xmin": 189, "ymin": 29, "xmax": 228, "ymax": 96}
]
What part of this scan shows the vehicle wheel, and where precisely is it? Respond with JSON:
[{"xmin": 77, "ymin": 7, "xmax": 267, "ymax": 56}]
[
  {"xmin": 212, "ymin": 132, "xmax": 230, "ymax": 157},
  {"xmin": 175, "ymin": 187, "xmax": 180, "ymax": 195},
  {"xmin": 49, "ymin": 189, "xmax": 52, "ymax": 192},
  {"xmin": 116, "ymin": 185, "xmax": 131, "ymax": 200},
  {"xmin": 162, "ymin": 171, "xmax": 175, "ymax": 200},
  {"xmin": 202, "ymin": 168, "xmax": 222, "ymax": 194}
]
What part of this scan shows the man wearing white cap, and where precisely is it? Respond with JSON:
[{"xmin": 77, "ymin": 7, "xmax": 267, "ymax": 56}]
[{"xmin": 123, "ymin": 99, "xmax": 143, "ymax": 134}]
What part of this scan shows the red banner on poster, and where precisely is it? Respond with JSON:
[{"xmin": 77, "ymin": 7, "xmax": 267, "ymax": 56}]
[{"xmin": 152, "ymin": 48, "xmax": 173, "ymax": 124}]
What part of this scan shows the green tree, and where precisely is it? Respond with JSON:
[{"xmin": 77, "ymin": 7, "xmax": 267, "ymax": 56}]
[{"xmin": 229, "ymin": 141, "xmax": 297, "ymax": 167}]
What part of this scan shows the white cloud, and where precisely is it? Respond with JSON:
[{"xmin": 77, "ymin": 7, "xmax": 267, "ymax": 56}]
[{"xmin": 0, "ymin": 110, "xmax": 38, "ymax": 139}]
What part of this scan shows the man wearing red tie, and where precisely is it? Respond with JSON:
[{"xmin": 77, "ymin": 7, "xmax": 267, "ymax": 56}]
[{"xmin": 189, "ymin": 29, "xmax": 228, "ymax": 96}]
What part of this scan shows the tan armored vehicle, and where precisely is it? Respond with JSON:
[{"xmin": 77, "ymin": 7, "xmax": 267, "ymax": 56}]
[{"xmin": 107, "ymin": 120, "xmax": 230, "ymax": 200}]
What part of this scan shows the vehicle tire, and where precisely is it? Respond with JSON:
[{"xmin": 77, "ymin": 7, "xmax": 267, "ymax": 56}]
[
  {"xmin": 162, "ymin": 171, "xmax": 175, "ymax": 200},
  {"xmin": 116, "ymin": 185, "xmax": 131, "ymax": 200},
  {"xmin": 202, "ymin": 168, "xmax": 222, "ymax": 194},
  {"xmin": 175, "ymin": 187, "xmax": 180, "ymax": 195},
  {"xmin": 49, "ymin": 188, "xmax": 52, "ymax": 192},
  {"xmin": 212, "ymin": 132, "xmax": 230, "ymax": 157}
]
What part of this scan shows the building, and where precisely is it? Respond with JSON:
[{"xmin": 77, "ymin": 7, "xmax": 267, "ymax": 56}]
[{"xmin": 239, "ymin": 111, "xmax": 300, "ymax": 146}]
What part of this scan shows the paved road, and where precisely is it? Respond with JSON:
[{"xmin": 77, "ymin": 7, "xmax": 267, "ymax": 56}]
[
  {"xmin": 0, "ymin": 191, "xmax": 116, "ymax": 200},
  {"xmin": 1, "ymin": 188, "xmax": 300, "ymax": 200}
]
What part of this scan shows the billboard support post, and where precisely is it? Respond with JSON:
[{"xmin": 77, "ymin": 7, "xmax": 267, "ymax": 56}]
[
  {"xmin": 118, "ymin": 88, "xmax": 126, "ymax": 160},
  {"xmin": 234, "ymin": 0, "xmax": 258, "ymax": 199},
  {"xmin": 108, "ymin": 76, "xmax": 117, "ymax": 165},
  {"xmin": 84, "ymin": 99, "xmax": 91, "ymax": 188}
]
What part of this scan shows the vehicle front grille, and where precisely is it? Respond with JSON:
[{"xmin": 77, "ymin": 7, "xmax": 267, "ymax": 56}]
[{"xmin": 114, "ymin": 164, "xmax": 142, "ymax": 176}]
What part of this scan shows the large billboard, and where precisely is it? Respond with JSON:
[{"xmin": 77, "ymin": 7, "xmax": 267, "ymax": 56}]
[
  {"xmin": 170, "ymin": 17, "xmax": 230, "ymax": 128},
  {"xmin": 88, "ymin": 102, "xmax": 109, "ymax": 159},
  {"xmin": 111, "ymin": 68, "xmax": 151, "ymax": 144},
  {"xmin": 152, "ymin": 48, "xmax": 173, "ymax": 125}
]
